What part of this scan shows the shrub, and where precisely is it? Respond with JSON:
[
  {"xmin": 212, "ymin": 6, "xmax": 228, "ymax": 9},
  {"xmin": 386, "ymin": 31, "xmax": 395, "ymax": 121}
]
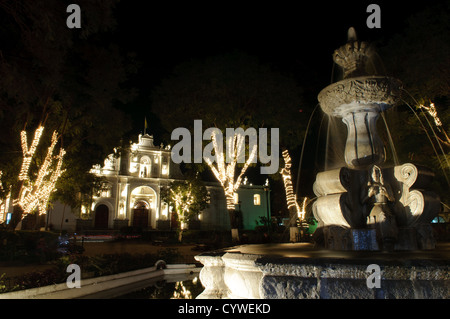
[
  {"xmin": 0, "ymin": 230, "xmax": 60, "ymax": 263},
  {"xmin": 1, "ymin": 248, "xmax": 183, "ymax": 293}
]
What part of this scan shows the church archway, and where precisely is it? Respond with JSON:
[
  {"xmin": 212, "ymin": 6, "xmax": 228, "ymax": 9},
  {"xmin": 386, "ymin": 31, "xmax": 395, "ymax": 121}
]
[
  {"xmin": 132, "ymin": 200, "xmax": 149, "ymax": 228},
  {"xmin": 130, "ymin": 186, "xmax": 156, "ymax": 229}
]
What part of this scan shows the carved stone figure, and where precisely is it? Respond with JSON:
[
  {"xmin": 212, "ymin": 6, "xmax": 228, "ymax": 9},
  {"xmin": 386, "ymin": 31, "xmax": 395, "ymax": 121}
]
[{"xmin": 363, "ymin": 165, "xmax": 397, "ymax": 251}]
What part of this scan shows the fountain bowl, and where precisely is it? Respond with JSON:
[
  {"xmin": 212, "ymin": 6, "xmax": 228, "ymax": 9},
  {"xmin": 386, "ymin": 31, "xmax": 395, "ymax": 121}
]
[{"xmin": 318, "ymin": 76, "xmax": 403, "ymax": 117}]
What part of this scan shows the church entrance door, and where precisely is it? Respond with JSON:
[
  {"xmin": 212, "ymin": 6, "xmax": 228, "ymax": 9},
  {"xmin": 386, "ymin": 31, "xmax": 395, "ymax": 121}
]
[
  {"xmin": 94, "ymin": 204, "xmax": 109, "ymax": 229},
  {"xmin": 133, "ymin": 208, "xmax": 149, "ymax": 228}
]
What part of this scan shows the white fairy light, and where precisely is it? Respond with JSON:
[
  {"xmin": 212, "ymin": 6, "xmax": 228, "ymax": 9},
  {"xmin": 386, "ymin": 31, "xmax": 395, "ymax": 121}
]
[
  {"xmin": 419, "ymin": 102, "xmax": 443, "ymax": 128},
  {"xmin": 0, "ymin": 171, "xmax": 5, "ymax": 221},
  {"xmin": 170, "ymin": 184, "xmax": 195, "ymax": 229},
  {"xmin": 297, "ymin": 196, "xmax": 307, "ymax": 220},
  {"xmin": 19, "ymin": 126, "xmax": 44, "ymax": 181},
  {"xmin": 280, "ymin": 150, "xmax": 297, "ymax": 210},
  {"xmin": 280, "ymin": 149, "xmax": 307, "ymax": 221},
  {"xmin": 14, "ymin": 127, "xmax": 66, "ymax": 218},
  {"xmin": 204, "ymin": 130, "xmax": 257, "ymax": 210}
]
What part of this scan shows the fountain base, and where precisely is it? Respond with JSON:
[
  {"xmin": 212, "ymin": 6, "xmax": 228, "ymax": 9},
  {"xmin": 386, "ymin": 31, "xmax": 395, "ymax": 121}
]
[
  {"xmin": 312, "ymin": 163, "xmax": 440, "ymax": 251},
  {"xmin": 195, "ymin": 243, "xmax": 450, "ymax": 299}
]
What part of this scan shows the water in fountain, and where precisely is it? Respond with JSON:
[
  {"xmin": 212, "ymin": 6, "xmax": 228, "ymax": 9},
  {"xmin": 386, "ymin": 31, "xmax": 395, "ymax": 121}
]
[
  {"xmin": 376, "ymin": 86, "xmax": 450, "ymax": 186},
  {"xmin": 401, "ymin": 89, "xmax": 450, "ymax": 176},
  {"xmin": 323, "ymin": 115, "xmax": 347, "ymax": 171},
  {"xmin": 400, "ymin": 96, "xmax": 450, "ymax": 186},
  {"xmin": 380, "ymin": 111, "xmax": 400, "ymax": 167},
  {"xmin": 295, "ymin": 103, "xmax": 320, "ymax": 199}
]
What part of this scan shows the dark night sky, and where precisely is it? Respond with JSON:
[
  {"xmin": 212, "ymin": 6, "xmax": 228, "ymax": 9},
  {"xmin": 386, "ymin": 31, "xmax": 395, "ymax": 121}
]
[
  {"xmin": 104, "ymin": 0, "xmax": 439, "ymax": 189},
  {"xmin": 111, "ymin": 0, "xmax": 432, "ymax": 137}
]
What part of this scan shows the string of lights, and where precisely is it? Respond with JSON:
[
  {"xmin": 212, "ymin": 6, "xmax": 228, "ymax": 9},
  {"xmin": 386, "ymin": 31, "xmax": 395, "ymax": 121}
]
[
  {"xmin": 419, "ymin": 102, "xmax": 443, "ymax": 128},
  {"xmin": 0, "ymin": 171, "xmax": 5, "ymax": 221},
  {"xmin": 13, "ymin": 127, "xmax": 66, "ymax": 219},
  {"xmin": 204, "ymin": 130, "xmax": 258, "ymax": 210},
  {"xmin": 281, "ymin": 149, "xmax": 306, "ymax": 220},
  {"xmin": 19, "ymin": 126, "xmax": 44, "ymax": 181}
]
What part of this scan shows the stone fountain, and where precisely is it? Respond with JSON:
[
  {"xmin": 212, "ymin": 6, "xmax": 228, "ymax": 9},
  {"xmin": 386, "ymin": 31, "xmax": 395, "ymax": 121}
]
[
  {"xmin": 194, "ymin": 29, "xmax": 449, "ymax": 299},
  {"xmin": 313, "ymin": 27, "xmax": 440, "ymax": 251}
]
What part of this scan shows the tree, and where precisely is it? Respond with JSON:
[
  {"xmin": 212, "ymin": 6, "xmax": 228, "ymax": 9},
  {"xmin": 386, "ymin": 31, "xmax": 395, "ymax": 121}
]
[
  {"xmin": 203, "ymin": 129, "xmax": 258, "ymax": 241},
  {"xmin": 2, "ymin": 126, "xmax": 65, "ymax": 229},
  {"xmin": 378, "ymin": 1, "xmax": 450, "ymax": 203},
  {"xmin": 161, "ymin": 176, "xmax": 209, "ymax": 242},
  {"xmin": 151, "ymin": 51, "xmax": 306, "ymax": 241},
  {"xmin": 280, "ymin": 149, "xmax": 305, "ymax": 241},
  {"xmin": 0, "ymin": 0, "xmax": 136, "ymax": 226},
  {"xmin": 378, "ymin": 1, "xmax": 450, "ymax": 102}
]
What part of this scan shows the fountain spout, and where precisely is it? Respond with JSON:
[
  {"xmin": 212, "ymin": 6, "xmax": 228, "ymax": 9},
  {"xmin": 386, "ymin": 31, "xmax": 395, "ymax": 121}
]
[
  {"xmin": 347, "ymin": 27, "xmax": 357, "ymax": 42},
  {"xmin": 333, "ymin": 27, "xmax": 374, "ymax": 79}
]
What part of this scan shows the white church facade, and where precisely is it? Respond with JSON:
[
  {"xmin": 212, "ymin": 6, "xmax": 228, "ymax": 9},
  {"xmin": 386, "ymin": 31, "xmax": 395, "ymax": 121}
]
[{"xmin": 76, "ymin": 133, "xmax": 270, "ymax": 233}]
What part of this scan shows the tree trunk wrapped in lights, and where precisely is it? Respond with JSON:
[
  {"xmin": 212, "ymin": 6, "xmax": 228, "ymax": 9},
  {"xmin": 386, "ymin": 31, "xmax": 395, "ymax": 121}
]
[
  {"xmin": 170, "ymin": 186, "xmax": 194, "ymax": 242},
  {"xmin": 8, "ymin": 126, "xmax": 65, "ymax": 229},
  {"xmin": 280, "ymin": 149, "xmax": 307, "ymax": 242},
  {"xmin": 0, "ymin": 171, "xmax": 8, "ymax": 222},
  {"xmin": 419, "ymin": 102, "xmax": 450, "ymax": 148},
  {"xmin": 203, "ymin": 130, "xmax": 258, "ymax": 242},
  {"xmin": 162, "ymin": 177, "xmax": 209, "ymax": 242}
]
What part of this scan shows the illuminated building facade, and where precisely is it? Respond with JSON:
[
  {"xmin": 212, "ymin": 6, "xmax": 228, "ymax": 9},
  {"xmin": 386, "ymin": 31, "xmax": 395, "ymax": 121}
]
[{"xmin": 83, "ymin": 133, "xmax": 269, "ymax": 232}]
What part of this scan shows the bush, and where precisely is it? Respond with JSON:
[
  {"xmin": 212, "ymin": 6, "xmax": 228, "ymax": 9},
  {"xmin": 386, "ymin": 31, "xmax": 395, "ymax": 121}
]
[
  {"xmin": 0, "ymin": 230, "xmax": 60, "ymax": 263},
  {"xmin": 1, "ymin": 248, "xmax": 183, "ymax": 293},
  {"xmin": 13, "ymin": 268, "xmax": 65, "ymax": 290}
]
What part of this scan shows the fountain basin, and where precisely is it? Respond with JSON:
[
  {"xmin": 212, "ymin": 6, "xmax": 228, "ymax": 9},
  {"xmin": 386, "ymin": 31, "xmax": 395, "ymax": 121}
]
[
  {"xmin": 318, "ymin": 76, "xmax": 403, "ymax": 117},
  {"xmin": 318, "ymin": 76, "xmax": 403, "ymax": 168},
  {"xmin": 195, "ymin": 243, "xmax": 450, "ymax": 299}
]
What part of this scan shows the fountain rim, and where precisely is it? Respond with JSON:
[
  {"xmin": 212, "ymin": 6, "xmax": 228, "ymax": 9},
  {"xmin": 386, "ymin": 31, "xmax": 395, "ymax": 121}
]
[{"xmin": 318, "ymin": 75, "xmax": 403, "ymax": 117}]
